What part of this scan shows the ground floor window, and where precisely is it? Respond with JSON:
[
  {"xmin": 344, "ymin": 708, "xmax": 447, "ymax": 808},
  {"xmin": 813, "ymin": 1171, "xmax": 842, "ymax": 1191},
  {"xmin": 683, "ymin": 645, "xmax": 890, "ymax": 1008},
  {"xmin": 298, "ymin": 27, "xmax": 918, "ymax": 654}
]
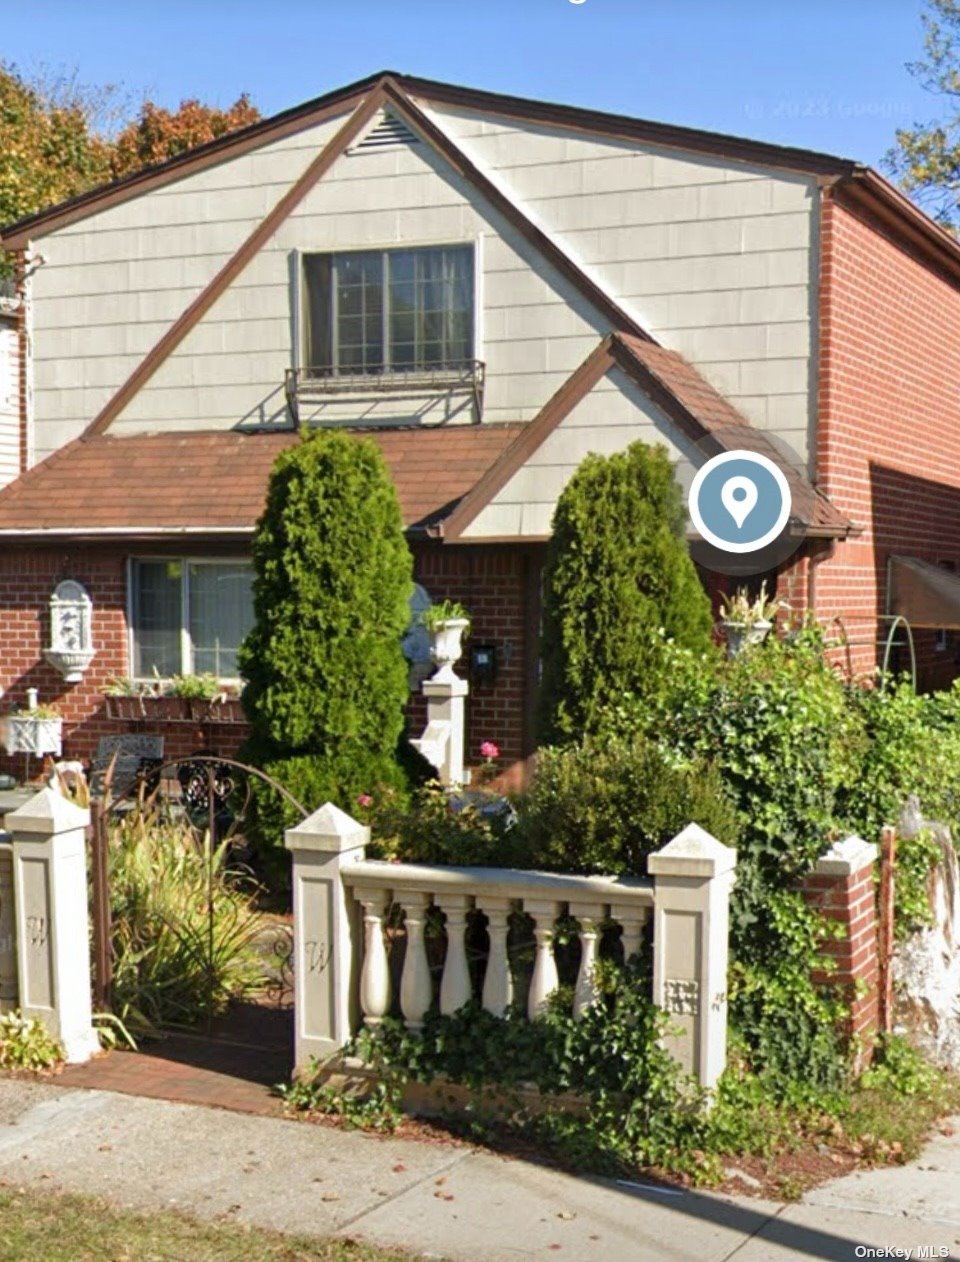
[{"xmin": 129, "ymin": 558, "xmax": 254, "ymax": 680}]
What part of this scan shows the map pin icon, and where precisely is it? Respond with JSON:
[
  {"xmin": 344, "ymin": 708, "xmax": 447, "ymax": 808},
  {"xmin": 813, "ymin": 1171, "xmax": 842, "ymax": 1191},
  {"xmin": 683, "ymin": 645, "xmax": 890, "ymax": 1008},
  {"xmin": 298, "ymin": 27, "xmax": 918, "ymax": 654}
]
[{"xmin": 720, "ymin": 475, "xmax": 759, "ymax": 530}]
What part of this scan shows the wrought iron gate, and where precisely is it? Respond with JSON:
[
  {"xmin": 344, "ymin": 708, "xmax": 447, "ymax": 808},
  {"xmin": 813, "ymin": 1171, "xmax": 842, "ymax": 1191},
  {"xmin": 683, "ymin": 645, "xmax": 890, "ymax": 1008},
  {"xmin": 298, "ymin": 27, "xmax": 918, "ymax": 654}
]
[{"xmin": 88, "ymin": 754, "xmax": 308, "ymax": 1018}]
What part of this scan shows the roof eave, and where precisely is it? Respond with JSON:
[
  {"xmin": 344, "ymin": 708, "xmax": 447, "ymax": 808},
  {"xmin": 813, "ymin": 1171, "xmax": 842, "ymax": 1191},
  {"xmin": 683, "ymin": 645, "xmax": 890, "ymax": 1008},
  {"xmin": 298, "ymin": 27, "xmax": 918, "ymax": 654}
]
[
  {"xmin": 0, "ymin": 72, "xmax": 384, "ymax": 248},
  {"xmin": 2, "ymin": 68, "xmax": 860, "ymax": 248},
  {"xmin": 834, "ymin": 168, "xmax": 960, "ymax": 284}
]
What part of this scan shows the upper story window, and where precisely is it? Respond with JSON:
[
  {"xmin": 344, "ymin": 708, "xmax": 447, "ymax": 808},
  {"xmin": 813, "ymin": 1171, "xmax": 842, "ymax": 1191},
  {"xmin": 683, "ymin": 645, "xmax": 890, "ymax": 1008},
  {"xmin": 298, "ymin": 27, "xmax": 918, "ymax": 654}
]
[
  {"xmin": 129, "ymin": 558, "xmax": 254, "ymax": 681},
  {"xmin": 303, "ymin": 244, "xmax": 474, "ymax": 377}
]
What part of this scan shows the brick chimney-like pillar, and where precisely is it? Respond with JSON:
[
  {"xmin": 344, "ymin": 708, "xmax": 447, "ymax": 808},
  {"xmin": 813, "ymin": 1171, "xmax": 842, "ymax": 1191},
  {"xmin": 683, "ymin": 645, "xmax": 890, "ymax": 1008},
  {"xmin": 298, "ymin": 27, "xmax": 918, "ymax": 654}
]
[{"xmin": 801, "ymin": 835, "xmax": 879, "ymax": 1070}]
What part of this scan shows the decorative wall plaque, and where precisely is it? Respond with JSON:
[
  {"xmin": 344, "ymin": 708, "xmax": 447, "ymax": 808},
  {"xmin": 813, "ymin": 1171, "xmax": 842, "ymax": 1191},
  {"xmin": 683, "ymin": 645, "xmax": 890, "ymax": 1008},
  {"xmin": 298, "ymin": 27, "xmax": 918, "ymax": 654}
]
[{"xmin": 44, "ymin": 580, "xmax": 95, "ymax": 683}]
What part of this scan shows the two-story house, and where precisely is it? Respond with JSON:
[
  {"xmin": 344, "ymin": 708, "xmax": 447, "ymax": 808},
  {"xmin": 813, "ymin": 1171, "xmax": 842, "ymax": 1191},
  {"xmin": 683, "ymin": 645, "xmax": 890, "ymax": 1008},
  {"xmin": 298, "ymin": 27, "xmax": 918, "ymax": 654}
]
[{"xmin": 1, "ymin": 70, "xmax": 959, "ymax": 782}]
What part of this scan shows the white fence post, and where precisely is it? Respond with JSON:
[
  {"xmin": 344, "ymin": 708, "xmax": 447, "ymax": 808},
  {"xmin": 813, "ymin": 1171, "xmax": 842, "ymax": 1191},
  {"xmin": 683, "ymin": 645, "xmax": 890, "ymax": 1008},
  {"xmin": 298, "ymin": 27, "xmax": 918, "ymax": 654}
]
[
  {"xmin": 0, "ymin": 836, "xmax": 17, "ymax": 1012},
  {"xmin": 411, "ymin": 674, "xmax": 469, "ymax": 788},
  {"xmin": 285, "ymin": 802, "xmax": 368, "ymax": 1074},
  {"xmin": 5, "ymin": 788, "xmax": 99, "ymax": 1063},
  {"xmin": 648, "ymin": 823, "xmax": 737, "ymax": 1089}
]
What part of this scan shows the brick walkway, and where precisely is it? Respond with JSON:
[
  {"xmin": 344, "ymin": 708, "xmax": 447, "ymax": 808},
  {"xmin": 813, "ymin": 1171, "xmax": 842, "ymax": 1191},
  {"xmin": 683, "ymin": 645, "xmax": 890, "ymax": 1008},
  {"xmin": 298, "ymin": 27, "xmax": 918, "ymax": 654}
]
[{"xmin": 59, "ymin": 1004, "xmax": 293, "ymax": 1117}]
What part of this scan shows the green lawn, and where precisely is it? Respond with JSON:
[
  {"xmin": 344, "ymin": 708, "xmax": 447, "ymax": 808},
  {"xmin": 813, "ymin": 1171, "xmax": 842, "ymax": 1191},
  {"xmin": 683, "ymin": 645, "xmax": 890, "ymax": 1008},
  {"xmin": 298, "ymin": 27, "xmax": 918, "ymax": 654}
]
[{"xmin": 0, "ymin": 1186, "xmax": 429, "ymax": 1262}]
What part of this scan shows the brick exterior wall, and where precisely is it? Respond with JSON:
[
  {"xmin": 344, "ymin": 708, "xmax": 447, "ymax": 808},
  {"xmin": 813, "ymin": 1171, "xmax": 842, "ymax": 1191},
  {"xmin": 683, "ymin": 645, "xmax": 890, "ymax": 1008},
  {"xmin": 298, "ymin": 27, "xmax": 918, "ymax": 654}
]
[
  {"xmin": 409, "ymin": 542, "xmax": 544, "ymax": 788},
  {"xmin": 0, "ymin": 541, "xmax": 540, "ymax": 787},
  {"xmin": 801, "ymin": 853, "xmax": 879, "ymax": 1068},
  {"xmin": 813, "ymin": 190, "xmax": 960, "ymax": 688},
  {"xmin": 0, "ymin": 545, "xmax": 244, "ymax": 778}
]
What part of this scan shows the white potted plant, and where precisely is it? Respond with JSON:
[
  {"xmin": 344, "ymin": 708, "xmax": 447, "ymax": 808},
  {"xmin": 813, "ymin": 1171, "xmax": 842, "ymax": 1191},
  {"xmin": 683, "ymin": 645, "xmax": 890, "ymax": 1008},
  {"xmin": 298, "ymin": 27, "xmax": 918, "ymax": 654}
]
[
  {"xmin": 3, "ymin": 692, "xmax": 63, "ymax": 758},
  {"xmin": 719, "ymin": 582, "xmax": 785, "ymax": 657},
  {"xmin": 420, "ymin": 600, "xmax": 471, "ymax": 679}
]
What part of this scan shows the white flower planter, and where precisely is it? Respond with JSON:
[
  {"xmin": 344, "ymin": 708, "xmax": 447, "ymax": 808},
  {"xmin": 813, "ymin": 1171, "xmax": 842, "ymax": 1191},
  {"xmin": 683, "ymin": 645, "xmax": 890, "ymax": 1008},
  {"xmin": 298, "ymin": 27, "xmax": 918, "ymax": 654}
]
[
  {"xmin": 429, "ymin": 618, "xmax": 469, "ymax": 679},
  {"xmin": 722, "ymin": 617, "xmax": 773, "ymax": 658},
  {"xmin": 3, "ymin": 715, "xmax": 63, "ymax": 757}
]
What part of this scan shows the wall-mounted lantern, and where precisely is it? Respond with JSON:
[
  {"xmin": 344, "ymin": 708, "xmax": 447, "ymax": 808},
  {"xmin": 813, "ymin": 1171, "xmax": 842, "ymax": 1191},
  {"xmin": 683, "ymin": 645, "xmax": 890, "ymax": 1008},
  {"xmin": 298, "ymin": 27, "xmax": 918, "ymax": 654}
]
[{"xmin": 44, "ymin": 580, "xmax": 95, "ymax": 683}]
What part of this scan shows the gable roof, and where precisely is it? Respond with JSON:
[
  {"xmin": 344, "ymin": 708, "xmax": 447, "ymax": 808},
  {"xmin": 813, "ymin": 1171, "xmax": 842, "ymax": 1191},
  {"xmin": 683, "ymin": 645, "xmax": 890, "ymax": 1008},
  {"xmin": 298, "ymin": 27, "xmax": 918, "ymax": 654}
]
[
  {"xmin": 1, "ymin": 70, "xmax": 855, "ymax": 249},
  {"xmin": 0, "ymin": 424, "xmax": 525, "ymax": 538},
  {"xmin": 3, "ymin": 70, "xmax": 958, "ymax": 286},
  {"xmin": 442, "ymin": 333, "xmax": 851, "ymax": 542},
  {"xmin": 78, "ymin": 78, "xmax": 648, "ymax": 442}
]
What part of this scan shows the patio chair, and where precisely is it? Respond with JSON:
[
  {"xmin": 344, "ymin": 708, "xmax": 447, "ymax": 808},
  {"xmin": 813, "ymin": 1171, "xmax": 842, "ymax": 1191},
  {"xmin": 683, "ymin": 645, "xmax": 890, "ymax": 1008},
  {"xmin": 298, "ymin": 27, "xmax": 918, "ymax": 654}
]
[{"xmin": 89, "ymin": 734, "xmax": 164, "ymax": 804}]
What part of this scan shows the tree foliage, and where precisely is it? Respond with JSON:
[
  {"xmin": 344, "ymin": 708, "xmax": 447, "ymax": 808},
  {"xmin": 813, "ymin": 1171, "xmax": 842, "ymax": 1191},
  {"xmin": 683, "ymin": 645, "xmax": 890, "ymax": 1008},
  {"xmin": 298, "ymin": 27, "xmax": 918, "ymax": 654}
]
[
  {"xmin": 537, "ymin": 441, "xmax": 714, "ymax": 744},
  {"xmin": 885, "ymin": 0, "xmax": 960, "ymax": 227},
  {"xmin": 239, "ymin": 429, "xmax": 414, "ymax": 848},
  {"xmin": 0, "ymin": 61, "xmax": 258, "ymax": 263},
  {"xmin": 110, "ymin": 95, "xmax": 259, "ymax": 179},
  {"xmin": 0, "ymin": 63, "xmax": 112, "ymax": 235}
]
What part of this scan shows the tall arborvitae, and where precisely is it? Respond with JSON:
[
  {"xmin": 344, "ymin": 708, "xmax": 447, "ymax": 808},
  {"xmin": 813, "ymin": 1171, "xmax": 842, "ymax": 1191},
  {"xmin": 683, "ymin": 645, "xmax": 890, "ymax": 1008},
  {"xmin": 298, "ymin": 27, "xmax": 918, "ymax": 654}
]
[
  {"xmin": 240, "ymin": 429, "xmax": 413, "ymax": 852},
  {"xmin": 538, "ymin": 441, "xmax": 714, "ymax": 744}
]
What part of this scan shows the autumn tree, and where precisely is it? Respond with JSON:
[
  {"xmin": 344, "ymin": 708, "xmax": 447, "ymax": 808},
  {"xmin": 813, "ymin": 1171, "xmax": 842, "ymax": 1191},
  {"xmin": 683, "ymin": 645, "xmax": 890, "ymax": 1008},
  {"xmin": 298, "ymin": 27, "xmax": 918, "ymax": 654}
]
[
  {"xmin": 0, "ymin": 62, "xmax": 259, "ymax": 274},
  {"xmin": 109, "ymin": 95, "xmax": 259, "ymax": 179},
  {"xmin": 0, "ymin": 63, "xmax": 112, "ymax": 234},
  {"xmin": 886, "ymin": 0, "xmax": 960, "ymax": 227}
]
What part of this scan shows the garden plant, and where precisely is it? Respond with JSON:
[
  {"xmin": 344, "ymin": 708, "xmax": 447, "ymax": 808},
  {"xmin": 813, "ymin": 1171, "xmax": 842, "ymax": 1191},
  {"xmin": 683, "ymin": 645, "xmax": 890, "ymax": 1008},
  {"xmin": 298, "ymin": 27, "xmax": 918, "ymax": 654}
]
[{"xmin": 239, "ymin": 428, "xmax": 415, "ymax": 865}]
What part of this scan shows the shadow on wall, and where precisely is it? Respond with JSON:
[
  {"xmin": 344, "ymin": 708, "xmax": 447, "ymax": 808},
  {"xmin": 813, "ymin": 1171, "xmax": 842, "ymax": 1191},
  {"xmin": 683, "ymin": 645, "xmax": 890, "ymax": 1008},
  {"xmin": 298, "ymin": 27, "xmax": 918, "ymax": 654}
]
[{"xmin": 869, "ymin": 461, "xmax": 960, "ymax": 692}]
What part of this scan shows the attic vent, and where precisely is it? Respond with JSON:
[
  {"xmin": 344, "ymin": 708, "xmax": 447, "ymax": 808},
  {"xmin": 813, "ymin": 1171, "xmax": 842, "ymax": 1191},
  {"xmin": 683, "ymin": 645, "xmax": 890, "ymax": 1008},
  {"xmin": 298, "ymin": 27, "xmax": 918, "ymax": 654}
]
[{"xmin": 351, "ymin": 113, "xmax": 419, "ymax": 153}]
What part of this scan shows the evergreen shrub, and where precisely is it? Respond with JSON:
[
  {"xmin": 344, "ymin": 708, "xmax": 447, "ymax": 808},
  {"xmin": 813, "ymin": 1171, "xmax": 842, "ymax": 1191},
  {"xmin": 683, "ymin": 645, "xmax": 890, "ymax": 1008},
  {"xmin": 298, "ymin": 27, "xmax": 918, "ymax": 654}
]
[
  {"xmin": 515, "ymin": 736, "xmax": 741, "ymax": 876},
  {"xmin": 537, "ymin": 441, "xmax": 714, "ymax": 744},
  {"xmin": 239, "ymin": 429, "xmax": 414, "ymax": 857}
]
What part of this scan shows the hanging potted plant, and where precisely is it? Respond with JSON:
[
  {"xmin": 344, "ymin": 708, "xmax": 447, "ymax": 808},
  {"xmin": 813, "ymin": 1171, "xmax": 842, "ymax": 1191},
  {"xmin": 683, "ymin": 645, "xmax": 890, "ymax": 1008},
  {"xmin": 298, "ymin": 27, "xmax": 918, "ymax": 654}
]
[
  {"xmin": 719, "ymin": 582, "xmax": 785, "ymax": 657},
  {"xmin": 419, "ymin": 600, "xmax": 471, "ymax": 678}
]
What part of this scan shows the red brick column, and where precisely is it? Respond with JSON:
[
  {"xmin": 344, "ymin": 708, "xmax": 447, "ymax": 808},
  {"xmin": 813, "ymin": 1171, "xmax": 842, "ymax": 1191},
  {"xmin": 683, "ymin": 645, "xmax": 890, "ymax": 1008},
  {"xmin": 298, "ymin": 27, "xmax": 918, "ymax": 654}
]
[{"xmin": 801, "ymin": 836, "xmax": 879, "ymax": 1070}]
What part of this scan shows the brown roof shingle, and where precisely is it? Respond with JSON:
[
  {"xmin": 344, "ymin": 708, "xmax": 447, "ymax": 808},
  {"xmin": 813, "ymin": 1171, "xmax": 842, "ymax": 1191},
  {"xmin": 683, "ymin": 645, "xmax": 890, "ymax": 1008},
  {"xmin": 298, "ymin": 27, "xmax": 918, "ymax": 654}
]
[
  {"xmin": 444, "ymin": 334, "xmax": 851, "ymax": 541},
  {"xmin": 613, "ymin": 335, "xmax": 850, "ymax": 535},
  {"xmin": 0, "ymin": 424, "xmax": 526, "ymax": 536}
]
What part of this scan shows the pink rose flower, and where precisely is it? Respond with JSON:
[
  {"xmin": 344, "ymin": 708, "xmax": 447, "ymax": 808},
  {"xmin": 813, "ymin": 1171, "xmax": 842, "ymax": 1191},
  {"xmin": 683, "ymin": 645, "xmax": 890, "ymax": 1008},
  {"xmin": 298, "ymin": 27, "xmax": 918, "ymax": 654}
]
[
  {"xmin": 357, "ymin": 793, "xmax": 373, "ymax": 808},
  {"xmin": 480, "ymin": 741, "xmax": 500, "ymax": 760}
]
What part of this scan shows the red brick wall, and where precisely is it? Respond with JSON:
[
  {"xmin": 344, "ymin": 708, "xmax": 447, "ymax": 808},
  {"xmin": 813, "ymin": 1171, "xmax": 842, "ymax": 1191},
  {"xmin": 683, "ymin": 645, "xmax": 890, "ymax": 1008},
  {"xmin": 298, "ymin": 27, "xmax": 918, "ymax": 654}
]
[
  {"xmin": 0, "ymin": 545, "xmax": 245, "ymax": 778},
  {"xmin": 0, "ymin": 541, "xmax": 539, "ymax": 786},
  {"xmin": 814, "ymin": 190, "xmax": 960, "ymax": 687},
  {"xmin": 410, "ymin": 542, "xmax": 543, "ymax": 787},
  {"xmin": 801, "ymin": 858, "xmax": 879, "ymax": 1067}
]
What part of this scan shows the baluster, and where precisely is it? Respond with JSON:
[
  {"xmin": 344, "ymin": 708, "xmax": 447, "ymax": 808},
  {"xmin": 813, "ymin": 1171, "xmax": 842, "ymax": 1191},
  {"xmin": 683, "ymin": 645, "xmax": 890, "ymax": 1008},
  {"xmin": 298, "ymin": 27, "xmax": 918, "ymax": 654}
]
[
  {"xmin": 571, "ymin": 902, "xmax": 603, "ymax": 1020},
  {"xmin": 480, "ymin": 898, "xmax": 513, "ymax": 1016},
  {"xmin": 438, "ymin": 894, "xmax": 473, "ymax": 1016},
  {"xmin": 618, "ymin": 907, "xmax": 649, "ymax": 966},
  {"xmin": 399, "ymin": 892, "xmax": 433, "ymax": 1030},
  {"xmin": 356, "ymin": 887, "xmax": 391, "ymax": 1028},
  {"xmin": 525, "ymin": 899, "xmax": 561, "ymax": 1020}
]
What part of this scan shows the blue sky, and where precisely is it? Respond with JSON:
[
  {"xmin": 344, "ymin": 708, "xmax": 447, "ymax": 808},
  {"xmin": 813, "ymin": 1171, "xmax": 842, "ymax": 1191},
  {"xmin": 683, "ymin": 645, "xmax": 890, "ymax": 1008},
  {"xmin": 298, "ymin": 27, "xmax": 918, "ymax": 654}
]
[{"xmin": 0, "ymin": 1, "xmax": 944, "ymax": 169}]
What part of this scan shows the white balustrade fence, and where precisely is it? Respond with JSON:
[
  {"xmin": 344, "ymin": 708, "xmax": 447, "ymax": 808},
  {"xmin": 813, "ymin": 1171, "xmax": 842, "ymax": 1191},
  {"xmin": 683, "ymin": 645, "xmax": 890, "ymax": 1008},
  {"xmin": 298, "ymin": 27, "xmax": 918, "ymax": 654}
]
[{"xmin": 286, "ymin": 805, "xmax": 737, "ymax": 1088}]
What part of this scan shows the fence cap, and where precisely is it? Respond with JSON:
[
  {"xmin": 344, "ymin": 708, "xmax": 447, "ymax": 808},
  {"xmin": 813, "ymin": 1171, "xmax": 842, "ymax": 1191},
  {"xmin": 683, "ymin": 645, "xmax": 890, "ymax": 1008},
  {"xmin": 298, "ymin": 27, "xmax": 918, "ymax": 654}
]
[
  {"xmin": 5, "ymin": 786, "xmax": 90, "ymax": 835},
  {"xmin": 285, "ymin": 802, "xmax": 370, "ymax": 854},
  {"xmin": 647, "ymin": 823, "xmax": 737, "ymax": 879},
  {"xmin": 815, "ymin": 834, "xmax": 878, "ymax": 877}
]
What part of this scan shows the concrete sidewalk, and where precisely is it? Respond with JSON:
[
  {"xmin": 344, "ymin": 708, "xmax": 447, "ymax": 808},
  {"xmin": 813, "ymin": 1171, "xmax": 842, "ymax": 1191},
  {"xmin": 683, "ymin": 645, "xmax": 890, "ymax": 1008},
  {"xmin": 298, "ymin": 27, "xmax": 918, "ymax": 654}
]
[{"xmin": 0, "ymin": 1078, "xmax": 958, "ymax": 1261}]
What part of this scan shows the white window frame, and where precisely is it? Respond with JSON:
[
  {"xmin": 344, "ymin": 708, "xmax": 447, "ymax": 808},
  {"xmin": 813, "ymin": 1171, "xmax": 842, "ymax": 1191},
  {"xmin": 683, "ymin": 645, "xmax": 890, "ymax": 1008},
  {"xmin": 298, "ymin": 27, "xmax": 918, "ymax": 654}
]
[
  {"xmin": 126, "ymin": 556, "xmax": 253, "ymax": 684},
  {"xmin": 301, "ymin": 240, "xmax": 478, "ymax": 375}
]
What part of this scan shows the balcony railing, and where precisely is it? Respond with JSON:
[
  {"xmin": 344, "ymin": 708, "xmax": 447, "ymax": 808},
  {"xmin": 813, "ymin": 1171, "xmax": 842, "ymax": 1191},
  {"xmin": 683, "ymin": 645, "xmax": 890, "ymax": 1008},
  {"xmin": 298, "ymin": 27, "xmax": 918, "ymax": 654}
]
[{"xmin": 284, "ymin": 360, "xmax": 485, "ymax": 423}]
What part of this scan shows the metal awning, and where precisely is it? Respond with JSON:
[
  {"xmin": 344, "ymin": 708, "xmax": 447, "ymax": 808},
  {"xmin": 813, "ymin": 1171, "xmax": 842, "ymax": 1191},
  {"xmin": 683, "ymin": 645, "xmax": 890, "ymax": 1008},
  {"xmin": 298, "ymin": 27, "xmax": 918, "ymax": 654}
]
[{"xmin": 888, "ymin": 555, "xmax": 960, "ymax": 628}]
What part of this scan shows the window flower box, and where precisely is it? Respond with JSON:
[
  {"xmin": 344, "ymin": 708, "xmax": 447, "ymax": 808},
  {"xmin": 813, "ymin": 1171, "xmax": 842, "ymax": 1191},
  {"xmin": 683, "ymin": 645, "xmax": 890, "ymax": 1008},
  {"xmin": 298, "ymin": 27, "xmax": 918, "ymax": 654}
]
[
  {"xmin": 186, "ymin": 698, "xmax": 246, "ymax": 725},
  {"xmin": 103, "ymin": 694, "xmax": 147, "ymax": 722},
  {"xmin": 104, "ymin": 694, "xmax": 246, "ymax": 725}
]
